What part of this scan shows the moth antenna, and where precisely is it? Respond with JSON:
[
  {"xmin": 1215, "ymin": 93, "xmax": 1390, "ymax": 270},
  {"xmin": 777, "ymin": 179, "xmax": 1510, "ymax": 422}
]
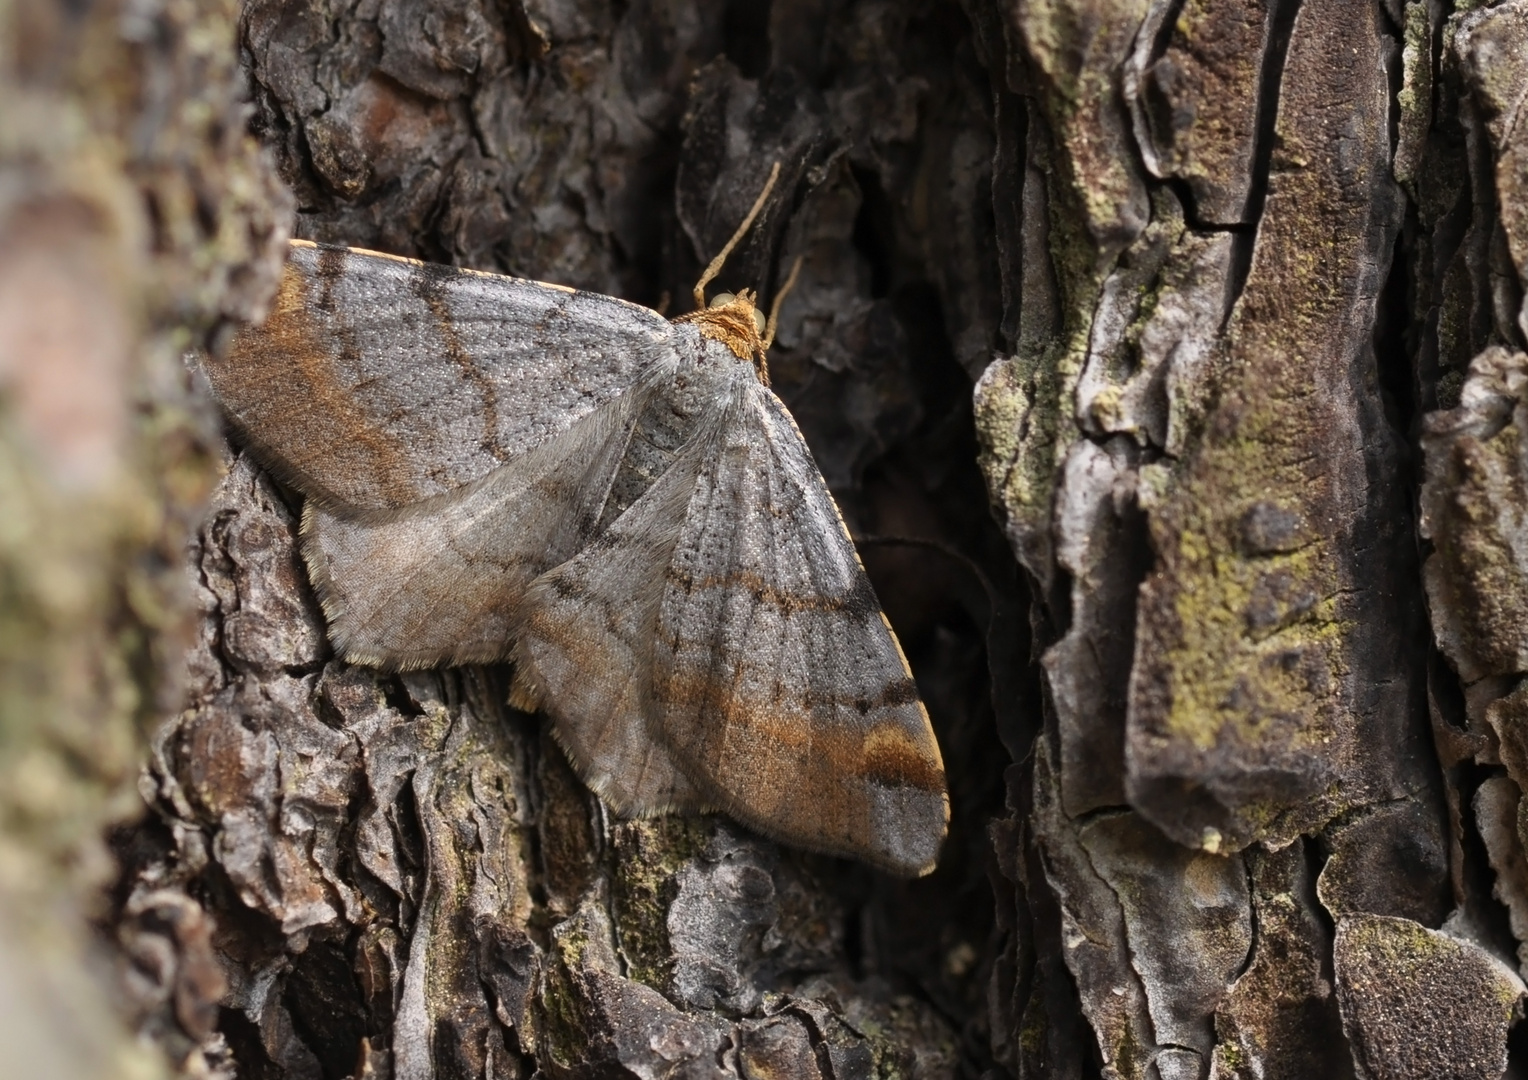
[
  {"xmin": 692, "ymin": 161, "xmax": 782, "ymax": 310},
  {"xmin": 762, "ymin": 255, "xmax": 804, "ymax": 352}
]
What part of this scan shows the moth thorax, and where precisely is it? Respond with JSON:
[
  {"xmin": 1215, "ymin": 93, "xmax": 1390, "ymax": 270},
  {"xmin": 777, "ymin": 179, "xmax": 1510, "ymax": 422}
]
[{"xmin": 673, "ymin": 290, "xmax": 768, "ymax": 381}]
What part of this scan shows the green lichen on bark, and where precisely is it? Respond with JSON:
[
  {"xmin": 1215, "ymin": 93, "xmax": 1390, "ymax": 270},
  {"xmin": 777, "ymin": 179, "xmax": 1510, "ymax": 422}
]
[
  {"xmin": 976, "ymin": 344, "xmax": 1066, "ymax": 576},
  {"xmin": 1126, "ymin": 0, "xmax": 1407, "ymax": 853},
  {"xmin": 1393, "ymin": 1, "xmax": 1433, "ymax": 193},
  {"xmin": 1335, "ymin": 913, "xmax": 1522, "ymax": 1080},
  {"xmin": 607, "ymin": 815, "xmax": 711, "ymax": 990},
  {"xmin": 1011, "ymin": 0, "xmax": 1150, "ymax": 255},
  {"xmin": 538, "ymin": 913, "xmax": 597, "ymax": 1067},
  {"xmin": 976, "ymin": 0, "xmax": 1151, "ymax": 582}
]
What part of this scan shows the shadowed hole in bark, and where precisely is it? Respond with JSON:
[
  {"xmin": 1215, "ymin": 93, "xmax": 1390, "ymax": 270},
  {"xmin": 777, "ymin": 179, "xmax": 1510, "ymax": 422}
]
[
  {"xmin": 389, "ymin": 769, "xmax": 428, "ymax": 888},
  {"xmin": 841, "ymin": 904, "xmax": 864, "ymax": 979},
  {"xmin": 850, "ymin": 164, "xmax": 895, "ymax": 300},
  {"xmin": 378, "ymin": 675, "xmax": 427, "ymax": 719},
  {"xmin": 284, "ymin": 937, "xmax": 368, "ymax": 1079},
  {"xmin": 219, "ymin": 1007, "xmax": 284, "ymax": 1080},
  {"xmin": 723, "ymin": 0, "xmax": 772, "ymax": 80},
  {"xmin": 1298, "ymin": 835, "xmax": 1360, "ymax": 1080},
  {"xmin": 1428, "ymin": 648, "xmax": 1469, "ymax": 732},
  {"xmin": 1143, "ymin": 0, "xmax": 1189, "ymax": 67},
  {"xmin": 1375, "ymin": 213, "xmax": 1419, "ymax": 442},
  {"xmin": 1455, "ymin": 761, "xmax": 1522, "ymax": 956},
  {"xmin": 1509, "ymin": 1012, "xmax": 1528, "ymax": 1073}
]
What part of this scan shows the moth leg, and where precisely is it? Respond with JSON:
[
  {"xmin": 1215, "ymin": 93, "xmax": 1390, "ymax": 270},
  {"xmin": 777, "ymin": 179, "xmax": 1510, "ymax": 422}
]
[{"xmin": 692, "ymin": 161, "xmax": 781, "ymax": 311}]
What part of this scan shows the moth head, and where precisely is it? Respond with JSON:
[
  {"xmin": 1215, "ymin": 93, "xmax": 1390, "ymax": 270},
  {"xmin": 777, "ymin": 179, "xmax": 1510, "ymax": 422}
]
[
  {"xmin": 675, "ymin": 257, "xmax": 804, "ymax": 387},
  {"xmin": 708, "ymin": 291, "xmax": 768, "ymax": 336},
  {"xmin": 675, "ymin": 288, "xmax": 771, "ymax": 381},
  {"xmin": 674, "ymin": 163, "xmax": 807, "ymax": 385}
]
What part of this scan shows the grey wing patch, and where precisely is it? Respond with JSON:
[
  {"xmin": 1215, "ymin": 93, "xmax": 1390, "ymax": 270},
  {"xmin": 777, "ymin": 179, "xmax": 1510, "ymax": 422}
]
[
  {"xmin": 650, "ymin": 384, "xmax": 948, "ymax": 876},
  {"xmin": 302, "ymin": 370, "xmax": 670, "ymax": 670},
  {"xmin": 202, "ymin": 240, "xmax": 676, "ymax": 512},
  {"xmin": 511, "ymin": 393, "xmax": 737, "ymax": 816}
]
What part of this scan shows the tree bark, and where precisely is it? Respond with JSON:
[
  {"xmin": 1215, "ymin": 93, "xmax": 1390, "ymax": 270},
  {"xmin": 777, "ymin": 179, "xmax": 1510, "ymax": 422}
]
[
  {"xmin": 7, "ymin": 0, "xmax": 1525, "ymax": 1079},
  {"xmin": 0, "ymin": 0, "xmax": 288, "ymax": 1075},
  {"xmin": 972, "ymin": 1, "xmax": 1528, "ymax": 1078}
]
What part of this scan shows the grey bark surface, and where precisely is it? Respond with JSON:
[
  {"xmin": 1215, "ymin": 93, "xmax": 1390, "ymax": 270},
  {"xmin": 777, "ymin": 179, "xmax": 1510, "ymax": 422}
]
[
  {"xmin": 970, "ymin": 0, "xmax": 1528, "ymax": 1077},
  {"xmin": 9, "ymin": 0, "xmax": 1527, "ymax": 1078}
]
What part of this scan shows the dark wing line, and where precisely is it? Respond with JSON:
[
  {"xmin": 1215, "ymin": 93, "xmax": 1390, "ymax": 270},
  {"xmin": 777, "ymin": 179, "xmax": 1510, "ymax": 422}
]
[
  {"xmin": 296, "ymin": 372, "xmax": 672, "ymax": 671},
  {"xmin": 512, "ymin": 382, "xmax": 745, "ymax": 816},
  {"xmin": 645, "ymin": 381, "xmax": 946, "ymax": 874},
  {"xmin": 205, "ymin": 240, "xmax": 678, "ymax": 513}
]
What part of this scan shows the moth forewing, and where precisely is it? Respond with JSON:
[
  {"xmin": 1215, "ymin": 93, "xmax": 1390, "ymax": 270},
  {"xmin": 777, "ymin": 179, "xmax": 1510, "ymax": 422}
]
[{"xmin": 204, "ymin": 239, "xmax": 676, "ymax": 513}]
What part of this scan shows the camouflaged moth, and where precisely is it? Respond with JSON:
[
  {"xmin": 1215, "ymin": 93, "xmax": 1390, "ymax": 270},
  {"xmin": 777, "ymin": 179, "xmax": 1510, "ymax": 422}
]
[{"xmin": 201, "ymin": 167, "xmax": 949, "ymax": 876}]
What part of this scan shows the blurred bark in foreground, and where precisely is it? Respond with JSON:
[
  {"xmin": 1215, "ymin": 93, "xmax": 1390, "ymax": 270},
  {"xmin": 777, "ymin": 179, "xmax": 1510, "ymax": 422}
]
[
  {"xmin": 9, "ymin": 0, "xmax": 1528, "ymax": 1078},
  {"xmin": 0, "ymin": 0, "xmax": 289, "ymax": 1075}
]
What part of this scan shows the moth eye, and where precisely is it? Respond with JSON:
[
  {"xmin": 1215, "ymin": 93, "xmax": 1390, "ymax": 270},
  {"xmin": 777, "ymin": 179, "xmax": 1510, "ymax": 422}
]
[
  {"xmin": 709, "ymin": 292, "xmax": 735, "ymax": 308},
  {"xmin": 752, "ymin": 309, "xmax": 766, "ymax": 334}
]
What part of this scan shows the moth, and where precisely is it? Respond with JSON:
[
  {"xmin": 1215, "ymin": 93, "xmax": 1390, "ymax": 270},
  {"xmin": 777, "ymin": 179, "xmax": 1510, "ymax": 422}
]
[{"xmin": 202, "ymin": 167, "xmax": 948, "ymax": 876}]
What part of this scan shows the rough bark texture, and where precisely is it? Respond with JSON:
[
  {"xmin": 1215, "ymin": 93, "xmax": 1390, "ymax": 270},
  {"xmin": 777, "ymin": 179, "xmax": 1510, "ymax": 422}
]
[
  {"xmin": 10, "ymin": 0, "xmax": 1528, "ymax": 1078},
  {"xmin": 971, "ymin": 0, "xmax": 1528, "ymax": 1077}
]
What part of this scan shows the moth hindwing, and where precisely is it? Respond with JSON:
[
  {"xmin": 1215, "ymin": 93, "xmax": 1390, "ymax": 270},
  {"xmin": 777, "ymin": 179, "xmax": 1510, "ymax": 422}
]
[{"xmin": 204, "ymin": 239, "xmax": 949, "ymax": 876}]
